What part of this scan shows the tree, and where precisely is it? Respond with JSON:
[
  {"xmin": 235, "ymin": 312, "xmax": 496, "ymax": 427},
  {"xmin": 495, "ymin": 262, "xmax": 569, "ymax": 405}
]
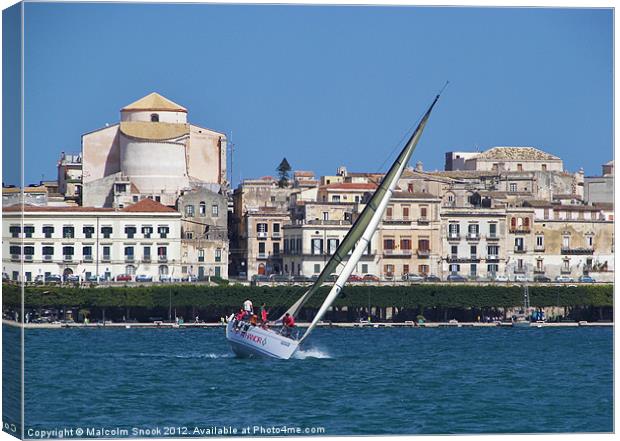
[{"xmin": 277, "ymin": 158, "xmax": 292, "ymax": 188}]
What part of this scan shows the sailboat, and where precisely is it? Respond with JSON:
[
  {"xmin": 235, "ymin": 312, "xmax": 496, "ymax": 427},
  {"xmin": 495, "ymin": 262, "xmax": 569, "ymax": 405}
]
[
  {"xmin": 225, "ymin": 91, "xmax": 444, "ymax": 359},
  {"xmin": 512, "ymin": 284, "xmax": 532, "ymax": 328}
]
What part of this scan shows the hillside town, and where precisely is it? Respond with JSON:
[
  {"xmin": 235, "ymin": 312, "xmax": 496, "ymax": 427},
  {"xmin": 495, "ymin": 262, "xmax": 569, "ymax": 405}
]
[{"xmin": 2, "ymin": 93, "xmax": 614, "ymax": 284}]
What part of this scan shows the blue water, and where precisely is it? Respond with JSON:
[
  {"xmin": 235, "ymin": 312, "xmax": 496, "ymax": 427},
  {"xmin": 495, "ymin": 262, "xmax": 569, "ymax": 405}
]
[{"xmin": 14, "ymin": 326, "xmax": 614, "ymax": 436}]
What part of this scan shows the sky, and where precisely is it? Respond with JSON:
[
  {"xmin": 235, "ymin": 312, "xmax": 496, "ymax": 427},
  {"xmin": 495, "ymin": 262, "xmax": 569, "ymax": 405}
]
[{"xmin": 3, "ymin": 3, "xmax": 613, "ymax": 187}]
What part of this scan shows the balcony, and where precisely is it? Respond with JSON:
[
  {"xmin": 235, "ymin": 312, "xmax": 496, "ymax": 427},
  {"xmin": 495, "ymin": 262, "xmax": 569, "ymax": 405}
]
[
  {"xmin": 514, "ymin": 267, "xmax": 526, "ymax": 274},
  {"xmin": 486, "ymin": 255, "xmax": 499, "ymax": 262},
  {"xmin": 11, "ymin": 254, "xmax": 20, "ymax": 261},
  {"xmin": 513, "ymin": 246, "xmax": 527, "ymax": 253},
  {"xmin": 534, "ymin": 266, "xmax": 545, "ymax": 274},
  {"xmin": 417, "ymin": 218, "xmax": 430, "ymax": 225},
  {"xmin": 447, "ymin": 233, "xmax": 461, "ymax": 241},
  {"xmin": 417, "ymin": 248, "xmax": 430, "ymax": 258},
  {"xmin": 143, "ymin": 257, "xmax": 151, "ymax": 263},
  {"xmin": 158, "ymin": 256, "xmax": 168, "ymax": 263},
  {"xmin": 466, "ymin": 233, "xmax": 480, "ymax": 241},
  {"xmin": 384, "ymin": 217, "xmax": 411, "ymax": 225},
  {"xmin": 83, "ymin": 255, "xmax": 93, "ymax": 263},
  {"xmin": 561, "ymin": 247, "xmax": 594, "ymax": 255},
  {"xmin": 486, "ymin": 234, "xmax": 500, "ymax": 241},
  {"xmin": 257, "ymin": 232, "xmax": 268, "ymax": 239},
  {"xmin": 383, "ymin": 249, "xmax": 413, "ymax": 258},
  {"xmin": 561, "ymin": 267, "xmax": 572, "ymax": 274},
  {"xmin": 125, "ymin": 256, "xmax": 135, "ymax": 263},
  {"xmin": 447, "ymin": 254, "xmax": 480, "ymax": 263},
  {"xmin": 509, "ymin": 228, "xmax": 531, "ymax": 234},
  {"xmin": 272, "ymin": 231, "xmax": 281, "ymax": 239},
  {"xmin": 24, "ymin": 255, "xmax": 33, "ymax": 262},
  {"xmin": 63, "ymin": 255, "xmax": 74, "ymax": 262},
  {"xmin": 102, "ymin": 255, "xmax": 111, "ymax": 262},
  {"xmin": 534, "ymin": 246, "xmax": 545, "ymax": 252},
  {"xmin": 43, "ymin": 255, "xmax": 53, "ymax": 262},
  {"xmin": 257, "ymin": 253, "xmax": 268, "ymax": 259}
]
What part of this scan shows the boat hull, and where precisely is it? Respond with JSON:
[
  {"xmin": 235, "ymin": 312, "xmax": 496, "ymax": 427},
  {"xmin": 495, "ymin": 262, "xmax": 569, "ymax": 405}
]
[{"xmin": 225, "ymin": 316, "xmax": 299, "ymax": 360}]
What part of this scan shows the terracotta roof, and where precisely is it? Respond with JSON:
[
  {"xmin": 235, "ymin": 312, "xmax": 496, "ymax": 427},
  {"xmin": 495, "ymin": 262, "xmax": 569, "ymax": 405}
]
[
  {"xmin": 523, "ymin": 200, "xmax": 554, "ymax": 208},
  {"xmin": 475, "ymin": 146, "xmax": 560, "ymax": 161},
  {"xmin": 392, "ymin": 191, "xmax": 439, "ymax": 199},
  {"xmin": 294, "ymin": 171, "xmax": 315, "ymax": 177},
  {"xmin": 321, "ymin": 183, "xmax": 378, "ymax": 191},
  {"xmin": 552, "ymin": 194, "xmax": 582, "ymax": 200},
  {"xmin": 122, "ymin": 198, "xmax": 177, "ymax": 213},
  {"xmin": 120, "ymin": 121, "xmax": 189, "ymax": 140},
  {"xmin": 426, "ymin": 170, "xmax": 496, "ymax": 179},
  {"xmin": 555, "ymin": 204, "xmax": 600, "ymax": 212},
  {"xmin": 122, "ymin": 92, "xmax": 187, "ymax": 113},
  {"xmin": 593, "ymin": 202, "xmax": 614, "ymax": 210},
  {"xmin": 3, "ymin": 186, "xmax": 49, "ymax": 194}
]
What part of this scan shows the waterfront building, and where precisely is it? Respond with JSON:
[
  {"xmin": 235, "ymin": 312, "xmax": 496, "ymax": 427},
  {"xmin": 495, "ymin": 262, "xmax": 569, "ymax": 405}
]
[
  {"xmin": 584, "ymin": 160, "xmax": 614, "ymax": 205},
  {"xmin": 445, "ymin": 146, "xmax": 564, "ymax": 172},
  {"xmin": 524, "ymin": 200, "xmax": 614, "ymax": 282},
  {"xmin": 505, "ymin": 206, "xmax": 536, "ymax": 279},
  {"xmin": 177, "ymin": 186, "xmax": 229, "ymax": 280},
  {"xmin": 317, "ymin": 182, "xmax": 378, "ymax": 204},
  {"xmin": 377, "ymin": 192, "xmax": 442, "ymax": 279},
  {"xmin": 2, "ymin": 199, "xmax": 182, "ymax": 282},
  {"xmin": 2, "ymin": 185, "xmax": 48, "ymax": 207},
  {"xmin": 82, "ymin": 92, "xmax": 227, "ymax": 208}
]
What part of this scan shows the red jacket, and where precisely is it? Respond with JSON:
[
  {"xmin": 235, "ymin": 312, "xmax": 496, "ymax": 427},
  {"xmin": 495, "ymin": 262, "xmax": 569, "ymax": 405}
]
[{"xmin": 284, "ymin": 315, "xmax": 295, "ymax": 327}]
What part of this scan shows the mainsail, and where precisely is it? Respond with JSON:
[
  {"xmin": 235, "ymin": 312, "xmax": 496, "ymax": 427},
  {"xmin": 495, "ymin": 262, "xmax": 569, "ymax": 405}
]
[{"xmin": 280, "ymin": 92, "xmax": 443, "ymax": 324}]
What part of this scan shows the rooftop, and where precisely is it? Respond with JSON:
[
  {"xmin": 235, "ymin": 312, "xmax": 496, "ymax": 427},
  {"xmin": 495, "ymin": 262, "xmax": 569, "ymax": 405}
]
[
  {"xmin": 3, "ymin": 199, "xmax": 177, "ymax": 214},
  {"xmin": 120, "ymin": 121, "xmax": 190, "ymax": 141},
  {"xmin": 475, "ymin": 146, "xmax": 560, "ymax": 161},
  {"xmin": 320, "ymin": 182, "xmax": 378, "ymax": 191},
  {"xmin": 122, "ymin": 92, "xmax": 187, "ymax": 113}
]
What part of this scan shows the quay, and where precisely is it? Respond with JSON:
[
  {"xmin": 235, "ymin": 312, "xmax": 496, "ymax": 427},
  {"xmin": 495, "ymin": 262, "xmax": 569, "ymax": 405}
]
[{"xmin": 3, "ymin": 319, "xmax": 612, "ymax": 329}]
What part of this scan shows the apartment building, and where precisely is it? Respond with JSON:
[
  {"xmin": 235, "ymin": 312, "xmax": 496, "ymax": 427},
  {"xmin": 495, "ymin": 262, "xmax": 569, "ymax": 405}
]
[{"xmin": 2, "ymin": 199, "xmax": 182, "ymax": 282}]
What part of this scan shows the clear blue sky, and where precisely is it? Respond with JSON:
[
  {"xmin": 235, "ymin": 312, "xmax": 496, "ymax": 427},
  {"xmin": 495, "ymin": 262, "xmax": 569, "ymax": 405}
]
[{"xmin": 4, "ymin": 3, "xmax": 613, "ymax": 186}]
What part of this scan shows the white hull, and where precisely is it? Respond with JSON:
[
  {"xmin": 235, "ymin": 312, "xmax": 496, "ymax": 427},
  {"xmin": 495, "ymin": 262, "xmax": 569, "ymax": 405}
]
[{"xmin": 225, "ymin": 316, "xmax": 299, "ymax": 359}]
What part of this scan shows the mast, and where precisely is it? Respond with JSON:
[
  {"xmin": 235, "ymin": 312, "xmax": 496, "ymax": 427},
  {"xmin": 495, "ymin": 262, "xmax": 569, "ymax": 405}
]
[
  {"xmin": 298, "ymin": 93, "xmax": 443, "ymax": 343},
  {"xmin": 279, "ymin": 92, "xmax": 443, "ymax": 322}
]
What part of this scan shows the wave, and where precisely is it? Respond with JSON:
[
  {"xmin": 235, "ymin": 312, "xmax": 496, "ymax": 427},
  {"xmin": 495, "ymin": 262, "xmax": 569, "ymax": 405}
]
[
  {"xmin": 135, "ymin": 352, "xmax": 234, "ymax": 359},
  {"xmin": 293, "ymin": 347, "xmax": 332, "ymax": 359}
]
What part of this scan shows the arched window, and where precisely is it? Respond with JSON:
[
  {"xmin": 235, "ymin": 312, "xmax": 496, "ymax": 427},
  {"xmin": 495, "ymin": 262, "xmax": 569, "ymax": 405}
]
[
  {"xmin": 523, "ymin": 217, "xmax": 530, "ymax": 228},
  {"xmin": 199, "ymin": 201, "xmax": 206, "ymax": 216},
  {"xmin": 258, "ymin": 263, "xmax": 266, "ymax": 275},
  {"xmin": 510, "ymin": 217, "xmax": 517, "ymax": 228},
  {"xmin": 159, "ymin": 265, "xmax": 169, "ymax": 275},
  {"xmin": 126, "ymin": 265, "xmax": 136, "ymax": 275},
  {"xmin": 151, "ymin": 113, "xmax": 159, "ymax": 122}
]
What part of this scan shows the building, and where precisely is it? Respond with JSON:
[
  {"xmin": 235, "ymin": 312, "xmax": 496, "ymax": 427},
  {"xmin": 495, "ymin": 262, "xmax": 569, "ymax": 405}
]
[
  {"xmin": 2, "ymin": 199, "xmax": 182, "ymax": 282},
  {"xmin": 377, "ymin": 192, "xmax": 442, "ymax": 279},
  {"xmin": 584, "ymin": 160, "xmax": 614, "ymax": 205},
  {"xmin": 2, "ymin": 185, "xmax": 48, "ymax": 207},
  {"xmin": 446, "ymin": 146, "xmax": 564, "ymax": 172},
  {"xmin": 82, "ymin": 92, "xmax": 227, "ymax": 208},
  {"xmin": 177, "ymin": 186, "xmax": 229, "ymax": 280},
  {"xmin": 57, "ymin": 152, "xmax": 83, "ymax": 203}
]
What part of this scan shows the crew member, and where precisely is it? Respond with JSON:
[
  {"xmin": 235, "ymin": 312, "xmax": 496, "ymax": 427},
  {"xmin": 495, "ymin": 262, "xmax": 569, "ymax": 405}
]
[
  {"xmin": 243, "ymin": 298, "xmax": 254, "ymax": 316},
  {"xmin": 282, "ymin": 313, "xmax": 296, "ymax": 337},
  {"xmin": 260, "ymin": 303, "xmax": 268, "ymax": 323}
]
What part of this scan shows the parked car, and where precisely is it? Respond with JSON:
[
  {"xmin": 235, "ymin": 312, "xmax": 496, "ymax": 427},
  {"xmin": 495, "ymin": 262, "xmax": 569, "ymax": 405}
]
[
  {"xmin": 292, "ymin": 275, "xmax": 311, "ymax": 283},
  {"xmin": 447, "ymin": 274, "xmax": 467, "ymax": 282},
  {"xmin": 269, "ymin": 274, "xmax": 292, "ymax": 283},
  {"xmin": 251, "ymin": 275, "xmax": 269, "ymax": 283},
  {"xmin": 45, "ymin": 274, "xmax": 62, "ymax": 283},
  {"xmin": 424, "ymin": 274, "xmax": 441, "ymax": 282},
  {"xmin": 3, "ymin": 273, "xmax": 11, "ymax": 282},
  {"xmin": 578, "ymin": 275, "xmax": 596, "ymax": 283},
  {"xmin": 135, "ymin": 274, "xmax": 153, "ymax": 282},
  {"xmin": 362, "ymin": 274, "xmax": 380, "ymax": 282},
  {"xmin": 555, "ymin": 275, "xmax": 574, "ymax": 283},
  {"xmin": 493, "ymin": 274, "xmax": 509, "ymax": 282},
  {"xmin": 402, "ymin": 273, "xmax": 424, "ymax": 282},
  {"xmin": 159, "ymin": 274, "xmax": 172, "ymax": 282},
  {"xmin": 116, "ymin": 274, "xmax": 132, "ymax": 282},
  {"xmin": 533, "ymin": 275, "xmax": 551, "ymax": 283},
  {"xmin": 34, "ymin": 275, "xmax": 45, "ymax": 284},
  {"xmin": 514, "ymin": 274, "xmax": 529, "ymax": 283},
  {"xmin": 326, "ymin": 274, "xmax": 339, "ymax": 282},
  {"xmin": 65, "ymin": 274, "xmax": 80, "ymax": 283},
  {"xmin": 348, "ymin": 274, "xmax": 363, "ymax": 282},
  {"xmin": 86, "ymin": 274, "xmax": 100, "ymax": 283},
  {"xmin": 181, "ymin": 275, "xmax": 196, "ymax": 282}
]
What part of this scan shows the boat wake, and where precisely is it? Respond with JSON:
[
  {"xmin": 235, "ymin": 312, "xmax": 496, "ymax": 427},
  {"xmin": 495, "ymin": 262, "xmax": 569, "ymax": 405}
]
[
  {"xmin": 293, "ymin": 347, "xmax": 332, "ymax": 359},
  {"xmin": 135, "ymin": 352, "xmax": 234, "ymax": 359}
]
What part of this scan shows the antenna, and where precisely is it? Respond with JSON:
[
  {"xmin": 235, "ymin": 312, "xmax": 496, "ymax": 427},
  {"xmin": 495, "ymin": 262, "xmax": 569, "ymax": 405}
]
[{"xmin": 228, "ymin": 131, "xmax": 235, "ymax": 189}]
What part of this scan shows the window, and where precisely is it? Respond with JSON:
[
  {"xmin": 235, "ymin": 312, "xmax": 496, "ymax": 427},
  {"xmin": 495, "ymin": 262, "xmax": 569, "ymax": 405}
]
[
  {"xmin": 536, "ymin": 236, "xmax": 544, "ymax": 248},
  {"xmin": 386, "ymin": 206, "xmax": 393, "ymax": 219},
  {"xmin": 541, "ymin": 164, "xmax": 547, "ymax": 171},
  {"xmin": 328, "ymin": 238, "xmax": 339, "ymax": 254},
  {"xmin": 63, "ymin": 226, "xmax": 74, "ymax": 239},
  {"xmin": 383, "ymin": 238, "xmax": 395, "ymax": 250},
  {"xmin": 155, "ymin": 196, "xmax": 161, "ymax": 202},
  {"xmin": 362, "ymin": 264, "xmax": 368, "ymax": 273},
  {"xmin": 101, "ymin": 226, "xmax": 113, "ymax": 238},
  {"xmin": 489, "ymin": 223, "xmax": 497, "ymax": 237},
  {"xmin": 63, "ymin": 246, "xmax": 74, "ymax": 258},
  {"xmin": 83, "ymin": 246, "xmax": 93, "ymax": 260},
  {"xmin": 323, "ymin": 212, "xmax": 329, "ymax": 221},
  {"xmin": 157, "ymin": 246, "xmax": 168, "ymax": 260},
  {"xmin": 258, "ymin": 242, "xmax": 266, "ymax": 255},
  {"xmin": 215, "ymin": 248, "xmax": 222, "ymax": 262},
  {"xmin": 257, "ymin": 223, "xmax": 268, "ymax": 235},
  {"xmin": 470, "ymin": 264, "xmax": 477, "ymax": 277},
  {"xmin": 449, "ymin": 264, "xmax": 460, "ymax": 274},
  {"xmin": 402, "ymin": 206, "xmax": 410, "ymax": 219},
  {"xmin": 198, "ymin": 249, "xmax": 204, "ymax": 262},
  {"xmin": 562, "ymin": 236, "xmax": 570, "ymax": 249},
  {"xmin": 158, "ymin": 226, "xmax": 169, "ymax": 238},
  {"xmin": 400, "ymin": 238, "xmax": 411, "ymax": 250},
  {"xmin": 23, "ymin": 246, "xmax": 34, "ymax": 257},
  {"xmin": 273, "ymin": 223, "xmax": 280, "ymax": 234},
  {"xmin": 515, "ymin": 237, "xmax": 524, "ymax": 251},
  {"xmin": 142, "ymin": 226, "xmax": 153, "ymax": 238},
  {"xmin": 487, "ymin": 264, "xmax": 498, "ymax": 274},
  {"xmin": 544, "ymin": 208, "xmax": 550, "ymax": 220},
  {"xmin": 43, "ymin": 226, "xmax": 54, "ymax": 238},
  {"xmin": 420, "ymin": 207, "xmax": 428, "ymax": 219},
  {"xmin": 451, "ymin": 245, "xmax": 458, "ymax": 256},
  {"xmin": 102, "ymin": 246, "xmax": 111, "ymax": 261},
  {"xmin": 418, "ymin": 239, "xmax": 430, "ymax": 252},
  {"xmin": 272, "ymin": 243, "xmax": 280, "ymax": 256},
  {"xmin": 186, "ymin": 205, "xmax": 195, "ymax": 217},
  {"xmin": 314, "ymin": 264, "xmax": 321, "ymax": 274},
  {"xmin": 42, "ymin": 246, "xmax": 54, "ymax": 257},
  {"xmin": 487, "ymin": 245, "xmax": 499, "ymax": 257},
  {"xmin": 470, "ymin": 245, "xmax": 477, "ymax": 258},
  {"xmin": 517, "ymin": 164, "xmax": 523, "ymax": 172},
  {"xmin": 418, "ymin": 264, "xmax": 429, "ymax": 275},
  {"xmin": 83, "ymin": 226, "xmax": 94, "ymax": 238},
  {"xmin": 126, "ymin": 265, "xmax": 136, "ymax": 276},
  {"xmin": 9, "ymin": 245, "xmax": 21, "ymax": 256},
  {"xmin": 151, "ymin": 113, "xmax": 159, "ymax": 122},
  {"xmin": 407, "ymin": 183, "xmax": 414, "ymax": 192},
  {"xmin": 384, "ymin": 264, "xmax": 394, "ymax": 276},
  {"xmin": 143, "ymin": 246, "xmax": 151, "ymax": 261},
  {"xmin": 449, "ymin": 223, "xmax": 459, "ymax": 237},
  {"xmin": 125, "ymin": 246, "xmax": 134, "ymax": 260},
  {"xmin": 125, "ymin": 226, "xmax": 137, "ymax": 238},
  {"xmin": 212, "ymin": 204, "xmax": 219, "ymax": 216},
  {"xmin": 403, "ymin": 264, "xmax": 410, "ymax": 275},
  {"xmin": 509, "ymin": 183, "xmax": 517, "ymax": 192},
  {"xmin": 24, "ymin": 226, "xmax": 34, "ymax": 238},
  {"xmin": 184, "ymin": 231, "xmax": 194, "ymax": 240},
  {"xmin": 332, "ymin": 195, "xmax": 341, "ymax": 202},
  {"xmin": 469, "ymin": 224, "xmax": 479, "ymax": 236},
  {"xmin": 199, "ymin": 202, "xmax": 206, "ymax": 216},
  {"xmin": 587, "ymin": 235, "xmax": 593, "ymax": 248},
  {"xmin": 311, "ymin": 238, "xmax": 323, "ymax": 255},
  {"xmin": 133, "ymin": 196, "xmax": 139, "ymax": 202},
  {"xmin": 115, "ymin": 183, "xmax": 127, "ymax": 193}
]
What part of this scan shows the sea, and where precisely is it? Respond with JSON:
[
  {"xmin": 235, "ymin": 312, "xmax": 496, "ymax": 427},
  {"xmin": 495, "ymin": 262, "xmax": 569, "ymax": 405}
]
[{"xmin": 2, "ymin": 325, "xmax": 613, "ymax": 437}]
